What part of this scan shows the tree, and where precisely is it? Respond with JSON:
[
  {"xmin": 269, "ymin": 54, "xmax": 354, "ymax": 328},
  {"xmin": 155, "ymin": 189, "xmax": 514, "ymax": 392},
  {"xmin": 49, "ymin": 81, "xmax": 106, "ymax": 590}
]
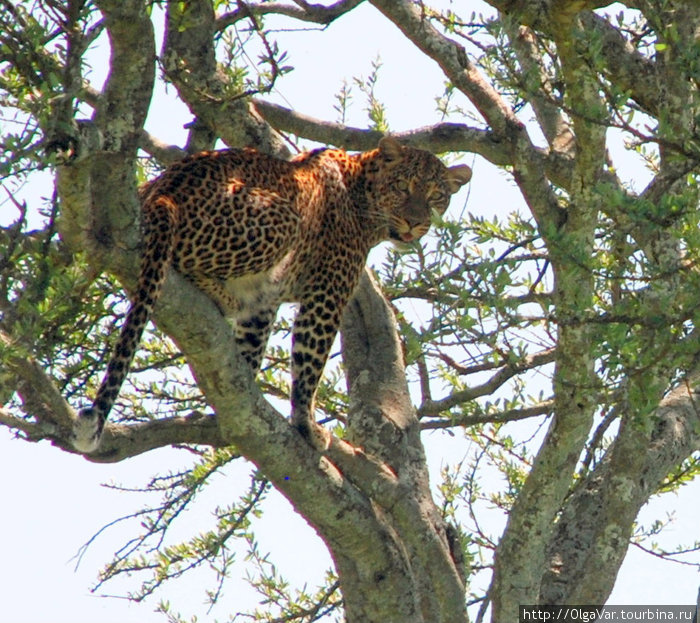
[{"xmin": 2, "ymin": 0, "xmax": 699, "ymax": 621}]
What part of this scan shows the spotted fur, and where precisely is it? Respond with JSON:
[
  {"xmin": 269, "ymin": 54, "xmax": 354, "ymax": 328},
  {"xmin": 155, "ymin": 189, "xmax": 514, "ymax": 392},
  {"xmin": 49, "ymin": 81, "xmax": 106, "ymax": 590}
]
[{"xmin": 72, "ymin": 137, "xmax": 471, "ymax": 452}]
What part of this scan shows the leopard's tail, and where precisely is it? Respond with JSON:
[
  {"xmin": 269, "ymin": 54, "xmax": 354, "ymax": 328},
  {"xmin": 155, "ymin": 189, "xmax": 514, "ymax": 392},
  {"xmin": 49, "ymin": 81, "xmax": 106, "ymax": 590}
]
[{"xmin": 72, "ymin": 195, "xmax": 178, "ymax": 453}]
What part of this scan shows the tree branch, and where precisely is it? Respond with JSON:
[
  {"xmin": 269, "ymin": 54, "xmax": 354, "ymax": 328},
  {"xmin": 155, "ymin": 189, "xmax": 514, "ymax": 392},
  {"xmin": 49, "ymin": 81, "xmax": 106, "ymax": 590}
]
[
  {"xmin": 506, "ymin": 24, "xmax": 575, "ymax": 153},
  {"xmin": 487, "ymin": 2, "xmax": 662, "ymax": 119},
  {"xmin": 0, "ymin": 329, "xmax": 227, "ymax": 462},
  {"xmin": 215, "ymin": 0, "xmax": 366, "ymax": 30},
  {"xmin": 161, "ymin": 0, "xmax": 289, "ymax": 155},
  {"xmin": 138, "ymin": 130, "xmax": 187, "ymax": 165},
  {"xmin": 253, "ymin": 99, "xmax": 581, "ymax": 191},
  {"xmin": 541, "ymin": 370, "xmax": 700, "ymax": 604},
  {"xmin": 339, "ymin": 269, "xmax": 468, "ymax": 622},
  {"xmin": 0, "ymin": 329, "xmax": 74, "ymax": 436},
  {"xmin": 93, "ymin": 0, "xmax": 155, "ymax": 153},
  {"xmin": 418, "ymin": 348, "xmax": 556, "ymax": 416},
  {"xmin": 420, "ymin": 400, "xmax": 554, "ymax": 430},
  {"xmin": 490, "ymin": 4, "xmax": 607, "ymax": 613},
  {"xmin": 579, "ymin": 11, "xmax": 661, "ymax": 118}
]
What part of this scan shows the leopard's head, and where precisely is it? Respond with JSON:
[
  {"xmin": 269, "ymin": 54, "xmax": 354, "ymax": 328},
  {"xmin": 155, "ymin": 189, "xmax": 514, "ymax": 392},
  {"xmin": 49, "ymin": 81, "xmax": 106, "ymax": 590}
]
[{"xmin": 366, "ymin": 136, "xmax": 472, "ymax": 243}]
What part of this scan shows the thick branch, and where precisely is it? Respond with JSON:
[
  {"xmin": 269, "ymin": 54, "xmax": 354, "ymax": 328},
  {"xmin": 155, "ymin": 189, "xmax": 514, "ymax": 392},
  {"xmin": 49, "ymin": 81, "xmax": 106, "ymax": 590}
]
[
  {"xmin": 216, "ymin": 0, "xmax": 366, "ymax": 29},
  {"xmin": 541, "ymin": 371, "xmax": 700, "ymax": 604},
  {"xmin": 486, "ymin": 1, "xmax": 625, "ymax": 30},
  {"xmin": 507, "ymin": 24, "xmax": 575, "ymax": 153},
  {"xmin": 579, "ymin": 11, "xmax": 661, "ymax": 117},
  {"xmin": 253, "ymin": 99, "xmax": 578, "ymax": 191},
  {"xmin": 488, "ymin": 2, "xmax": 662, "ymax": 119},
  {"xmin": 339, "ymin": 269, "xmax": 468, "ymax": 623},
  {"xmin": 162, "ymin": 0, "xmax": 288, "ymax": 155},
  {"xmin": 92, "ymin": 0, "xmax": 155, "ymax": 153},
  {"xmin": 491, "ymin": 6, "xmax": 609, "ymax": 617},
  {"xmin": 153, "ymin": 273, "xmax": 435, "ymax": 623},
  {"xmin": 341, "ymin": 270, "xmax": 419, "ymax": 459}
]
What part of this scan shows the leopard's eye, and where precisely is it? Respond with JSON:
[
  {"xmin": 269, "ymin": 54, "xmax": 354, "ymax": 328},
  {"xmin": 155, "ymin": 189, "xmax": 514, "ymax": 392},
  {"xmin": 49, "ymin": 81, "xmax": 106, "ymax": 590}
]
[
  {"xmin": 396, "ymin": 179, "xmax": 410, "ymax": 192},
  {"xmin": 427, "ymin": 189, "xmax": 447, "ymax": 203}
]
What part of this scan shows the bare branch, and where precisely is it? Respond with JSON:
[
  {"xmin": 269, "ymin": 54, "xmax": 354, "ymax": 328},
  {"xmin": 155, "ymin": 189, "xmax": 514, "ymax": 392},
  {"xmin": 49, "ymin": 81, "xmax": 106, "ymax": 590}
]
[
  {"xmin": 252, "ymin": 99, "xmax": 383, "ymax": 149},
  {"xmin": 506, "ymin": 24, "xmax": 575, "ymax": 153},
  {"xmin": 253, "ymin": 99, "xmax": 581, "ymax": 191},
  {"xmin": 138, "ymin": 130, "xmax": 187, "ymax": 165},
  {"xmin": 418, "ymin": 348, "xmax": 556, "ymax": 416},
  {"xmin": 215, "ymin": 0, "xmax": 366, "ymax": 30},
  {"xmin": 421, "ymin": 400, "xmax": 554, "ymax": 430}
]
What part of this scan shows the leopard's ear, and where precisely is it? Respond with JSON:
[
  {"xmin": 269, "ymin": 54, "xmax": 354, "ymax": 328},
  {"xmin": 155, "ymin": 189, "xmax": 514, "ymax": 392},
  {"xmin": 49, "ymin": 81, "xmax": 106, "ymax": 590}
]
[
  {"xmin": 446, "ymin": 164, "xmax": 472, "ymax": 193},
  {"xmin": 377, "ymin": 136, "xmax": 404, "ymax": 162}
]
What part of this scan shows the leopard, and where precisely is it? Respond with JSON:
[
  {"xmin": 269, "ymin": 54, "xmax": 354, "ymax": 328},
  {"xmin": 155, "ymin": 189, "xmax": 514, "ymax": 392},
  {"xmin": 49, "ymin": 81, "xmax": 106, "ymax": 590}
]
[{"xmin": 71, "ymin": 136, "xmax": 472, "ymax": 453}]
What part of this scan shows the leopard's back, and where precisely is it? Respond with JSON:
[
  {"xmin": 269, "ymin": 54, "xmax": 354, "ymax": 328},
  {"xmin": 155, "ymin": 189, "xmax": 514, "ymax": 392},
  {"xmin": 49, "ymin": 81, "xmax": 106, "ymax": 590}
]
[{"xmin": 145, "ymin": 150, "xmax": 304, "ymax": 282}]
